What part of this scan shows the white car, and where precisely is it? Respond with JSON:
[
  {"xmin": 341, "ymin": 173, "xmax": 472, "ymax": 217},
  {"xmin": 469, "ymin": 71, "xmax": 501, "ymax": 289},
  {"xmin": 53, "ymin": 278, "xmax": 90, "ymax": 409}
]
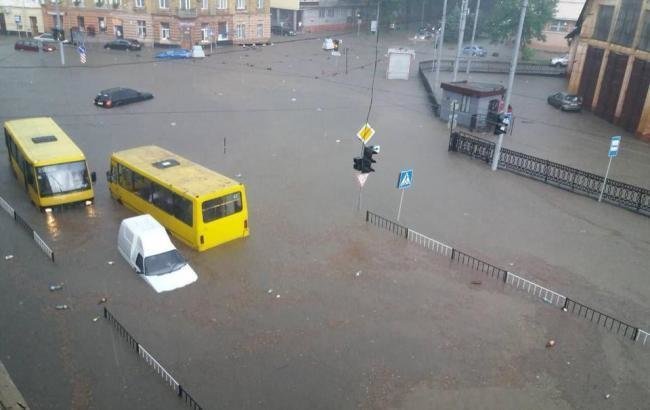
[
  {"xmin": 551, "ymin": 55, "xmax": 569, "ymax": 67},
  {"xmin": 33, "ymin": 33, "xmax": 58, "ymax": 43},
  {"xmin": 117, "ymin": 214, "xmax": 198, "ymax": 293}
]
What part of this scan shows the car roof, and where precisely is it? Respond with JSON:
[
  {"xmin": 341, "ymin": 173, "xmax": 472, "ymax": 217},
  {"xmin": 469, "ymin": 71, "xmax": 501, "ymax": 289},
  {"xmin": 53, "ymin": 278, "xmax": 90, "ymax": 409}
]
[{"xmin": 101, "ymin": 87, "xmax": 136, "ymax": 94}]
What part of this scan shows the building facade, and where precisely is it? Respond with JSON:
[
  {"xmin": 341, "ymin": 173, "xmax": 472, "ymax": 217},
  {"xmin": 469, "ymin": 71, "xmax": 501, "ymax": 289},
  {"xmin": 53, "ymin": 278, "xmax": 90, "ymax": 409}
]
[
  {"xmin": 270, "ymin": 0, "xmax": 368, "ymax": 33},
  {"xmin": 0, "ymin": 0, "xmax": 45, "ymax": 35},
  {"xmin": 41, "ymin": 0, "xmax": 270, "ymax": 47},
  {"xmin": 530, "ymin": 0, "xmax": 585, "ymax": 52},
  {"xmin": 567, "ymin": 0, "xmax": 650, "ymax": 140}
]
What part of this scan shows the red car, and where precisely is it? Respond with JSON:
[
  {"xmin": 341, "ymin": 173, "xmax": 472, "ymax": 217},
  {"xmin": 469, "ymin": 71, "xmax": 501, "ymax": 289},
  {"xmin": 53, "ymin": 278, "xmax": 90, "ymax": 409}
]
[{"xmin": 15, "ymin": 40, "xmax": 56, "ymax": 52}]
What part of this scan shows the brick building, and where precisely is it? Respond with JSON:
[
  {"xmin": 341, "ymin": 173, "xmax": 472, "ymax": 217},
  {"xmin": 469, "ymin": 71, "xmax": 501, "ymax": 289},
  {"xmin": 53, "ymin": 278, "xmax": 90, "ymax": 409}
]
[
  {"xmin": 567, "ymin": 0, "xmax": 650, "ymax": 140},
  {"xmin": 41, "ymin": 0, "xmax": 270, "ymax": 47}
]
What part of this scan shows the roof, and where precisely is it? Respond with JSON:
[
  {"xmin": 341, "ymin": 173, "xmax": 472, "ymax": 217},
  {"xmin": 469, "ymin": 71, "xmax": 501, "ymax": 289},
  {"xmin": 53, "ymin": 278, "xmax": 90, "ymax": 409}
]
[
  {"xmin": 120, "ymin": 214, "xmax": 174, "ymax": 256},
  {"xmin": 554, "ymin": 0, "xmax": 585, "ymax": 21},
  {"xmin": 440, "ymin": 81, "xmax": 505, "ymax": 97},
  {"xmin": 112, "ymin": 145, "xmax": 241, "ymax": 198},
  {"xmin": 4, "ymin": 117, "xmax": 85, "ymax": 165}
]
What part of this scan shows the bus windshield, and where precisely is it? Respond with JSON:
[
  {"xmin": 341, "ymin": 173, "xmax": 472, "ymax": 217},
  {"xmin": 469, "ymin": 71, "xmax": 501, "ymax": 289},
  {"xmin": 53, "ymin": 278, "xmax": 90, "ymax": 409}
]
[
  {"xmin": 144, "ymin": 250, "xmax": 186, "ymax": 276},
  {"xmin": 36, "ymin": 160, "xmax": 91, "ymax": 197}
]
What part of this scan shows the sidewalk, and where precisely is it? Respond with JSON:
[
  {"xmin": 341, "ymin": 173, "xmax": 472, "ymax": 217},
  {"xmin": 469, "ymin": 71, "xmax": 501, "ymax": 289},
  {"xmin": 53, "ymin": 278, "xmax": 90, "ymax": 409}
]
[{"xmin": 0, "ymin": 360, "xmax": 29, "ymax": 410}]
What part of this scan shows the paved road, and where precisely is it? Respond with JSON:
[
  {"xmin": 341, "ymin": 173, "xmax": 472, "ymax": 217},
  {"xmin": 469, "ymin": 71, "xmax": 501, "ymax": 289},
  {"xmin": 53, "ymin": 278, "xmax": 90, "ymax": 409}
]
[{"xmin": 0, "ymin": 32, "xmax": 649, "ymax": 409}]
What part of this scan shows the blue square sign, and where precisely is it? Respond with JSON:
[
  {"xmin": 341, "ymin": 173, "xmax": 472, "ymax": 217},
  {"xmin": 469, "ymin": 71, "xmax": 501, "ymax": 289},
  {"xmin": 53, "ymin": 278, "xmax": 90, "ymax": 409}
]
[
  {"xmin": 608, "ymin": 136, "xmax": 621, "ymax": 157},
  {"xmin": 397, "ymin": 169, "xmax": 413, "ymax": 190}
]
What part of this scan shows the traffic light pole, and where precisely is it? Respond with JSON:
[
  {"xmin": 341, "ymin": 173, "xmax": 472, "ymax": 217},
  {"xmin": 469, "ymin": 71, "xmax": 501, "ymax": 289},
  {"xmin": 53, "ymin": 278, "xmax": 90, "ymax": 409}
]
[{"xmin": 491, "ymin": 0, "xmax": 527, "ymax": 171}]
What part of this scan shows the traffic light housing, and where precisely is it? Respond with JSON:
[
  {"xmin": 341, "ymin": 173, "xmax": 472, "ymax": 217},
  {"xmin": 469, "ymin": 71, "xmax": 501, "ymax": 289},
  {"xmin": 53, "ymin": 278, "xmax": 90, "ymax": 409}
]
[
  {"xmin": 494, "ymin": 114, "xmax": 509, "ymax": 135},
  {"xmin": 353, "ymin": 145, "xmax": 379, "ymax": 174}
]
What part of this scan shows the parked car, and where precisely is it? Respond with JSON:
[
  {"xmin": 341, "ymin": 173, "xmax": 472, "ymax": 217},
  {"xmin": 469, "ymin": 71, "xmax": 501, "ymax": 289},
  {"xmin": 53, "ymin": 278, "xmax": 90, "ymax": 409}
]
[
  {"xmin": 414, "ymin": 27, "xmax": 434, "ymax": 40},
  {"xmin": 155, "ymin": 48, "xmax": 192, "ymax": 59},
  {"xmin": 117, "ymin": 214, "xmax": 198, "ymax": 293},
  {"xmin": 462, "ymin": 45, "xmax": 487, "ymax": 57},
  {"xmin": 104, "ymin": 39, "xmax": 141, "ymax": 51},
  {"xmin": 14, "ymin": 40, "xmax": 56, "ymax": 52},
  {"xmin": 32, "ymin": 33, "xmax": 58, "ymax": 43},
  {"xmin": 271, "ymin": 25, "xmax": 295, "ymax": 36},
  {"xmin": 94, "ymin": 87, "xmax": 153, "ymax": 108},
  {"xmin": 547, "ymin": 92, "xmax": 582, "ymax": 112},
  {"xmin": 550, "ymin": 54, "xmax": 569, "ymax": 67}
]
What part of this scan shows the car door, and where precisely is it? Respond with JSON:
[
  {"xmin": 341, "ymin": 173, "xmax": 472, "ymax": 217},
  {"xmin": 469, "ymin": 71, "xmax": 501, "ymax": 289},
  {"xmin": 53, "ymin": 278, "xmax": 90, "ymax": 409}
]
[{"xmin": 124, "ymin": 89, "xmax": 140, "ymax": 103}]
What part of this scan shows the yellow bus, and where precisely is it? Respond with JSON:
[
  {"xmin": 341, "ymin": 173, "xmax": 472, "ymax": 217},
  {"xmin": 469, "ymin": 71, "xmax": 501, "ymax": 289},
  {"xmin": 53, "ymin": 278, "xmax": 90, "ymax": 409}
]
[
  {"xmin": 4, "ymin": 117, "xmax": 96, "ymax": 211},
  {"xmin": 107, "ymin": 145, "xmax": 249, "ymax": 251}
]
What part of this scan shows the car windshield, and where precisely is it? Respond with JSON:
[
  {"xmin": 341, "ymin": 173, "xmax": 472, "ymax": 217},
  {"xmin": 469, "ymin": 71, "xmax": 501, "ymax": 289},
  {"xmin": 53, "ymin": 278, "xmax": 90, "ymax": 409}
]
[
  {"xmin": 565, "ymin": 95, "xmax": 580, "ymax": 102},
  {"xmin": 36, "ymin": 160, "xmax": 91, "ymax": 197},
  {"xmin": 144, "ymin": 249, "xmax": 186, "ymax": 276}
]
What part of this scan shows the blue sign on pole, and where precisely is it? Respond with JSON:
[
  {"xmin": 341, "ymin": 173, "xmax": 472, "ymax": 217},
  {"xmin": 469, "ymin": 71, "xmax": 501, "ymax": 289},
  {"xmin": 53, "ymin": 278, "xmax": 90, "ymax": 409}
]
[
  {"xmin": 397, "ymin": 169, "xmax": 413, "ymax": 190},
  {"xmin": 77, "ymin": 46, "xmax": 86, "ymax": 54},
  {"xmin": 608, "ymin": 136, "xmax": 621, "ymax": 157}
]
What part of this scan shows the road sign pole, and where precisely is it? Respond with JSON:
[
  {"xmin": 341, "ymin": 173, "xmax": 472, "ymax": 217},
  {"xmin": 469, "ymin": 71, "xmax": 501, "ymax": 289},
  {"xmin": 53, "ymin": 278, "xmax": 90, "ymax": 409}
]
[
  {"xmin": 396, "ymin": 189, "xmax": 405, "ymax": 221},
  {"xmin": 598, "ymin": 156, "xmax": 613, "ymax": 203},
  {"xmin": 357, "ymin": 185, "xmax": 363, "ymax": 212}
]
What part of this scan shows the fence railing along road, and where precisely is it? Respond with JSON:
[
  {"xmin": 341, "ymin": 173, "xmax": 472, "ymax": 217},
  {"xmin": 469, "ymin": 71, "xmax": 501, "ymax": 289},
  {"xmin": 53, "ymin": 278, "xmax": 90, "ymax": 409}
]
[{"xmin": 365, "ymin": 210, "xmax": 648, "ymax": 347}]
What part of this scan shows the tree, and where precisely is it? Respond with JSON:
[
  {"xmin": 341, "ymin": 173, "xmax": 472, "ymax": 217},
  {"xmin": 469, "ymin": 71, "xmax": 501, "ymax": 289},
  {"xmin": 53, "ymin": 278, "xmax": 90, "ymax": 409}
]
[{"xmin": 484, "ymin": 0, "xmax": 557, "ymax": 45}]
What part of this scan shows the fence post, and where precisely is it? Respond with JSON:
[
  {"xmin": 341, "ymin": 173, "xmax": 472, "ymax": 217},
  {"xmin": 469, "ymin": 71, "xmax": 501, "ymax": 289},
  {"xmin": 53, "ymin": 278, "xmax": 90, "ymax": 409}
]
[
  {"xmin": 636, "ymin": 192, "xmax": 645, "ymax": 212},
  {"xmin": 404, "ymin": 227, "xmax": 409, "ymax": 239},
  {"xmin": 178, "ymin": 384, "xmax": 183, "ymax": 397},
  {"xmin": 544, "ymin": 159, "xmax": 550, "ymax": 183},
  {"xmin": 450, "ymin": 248, "xmax": 455, "ymax": 261},
  {"xmin": 502, "ymin": 270, "xmax": 508, "ymax": 283},
  {"xmin": 632, "ymin": 327, "xmax": 639, "ymax": 342},
  {"xmin": 562, "ymin": 297, "xmax": 569, "ymax": 311},
  {"xmin": 103, "ymin": 306, "xmax": 107, "ymax": 318},
  {"xmin": 365, "ymin": 210, "xmax": 369, "ymax": 222}
]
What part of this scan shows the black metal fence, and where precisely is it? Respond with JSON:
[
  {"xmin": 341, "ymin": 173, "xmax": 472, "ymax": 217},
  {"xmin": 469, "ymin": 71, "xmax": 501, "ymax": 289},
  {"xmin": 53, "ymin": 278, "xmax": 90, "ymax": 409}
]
[
  {"xmin": 450, "ymin": 248, "xmax": 508, "ymax": 282},
  {"xmin": 448, "ymin": 132, "xmax": 650, "ymax": 217},
  {"xmin": 423, "ymin": 59, "xmax": 566, "ymax": 76},
  {"xmin": 366, "ymin": 210, "xmax": 409, "ymax": 238},
  {"xmin": 0, "ymin": 195, "xmax": 55, "ymax": 262},
  {"xmin": 365, "ymin": 210, "xmax": 648, "ymax": 346},
  {"xmin": 562, "ymin": 298, "xmax": 638, "ymax": 340},
  {"xmin": 103, "ymin": 307, "xmax": 204, "ymax": 410}
]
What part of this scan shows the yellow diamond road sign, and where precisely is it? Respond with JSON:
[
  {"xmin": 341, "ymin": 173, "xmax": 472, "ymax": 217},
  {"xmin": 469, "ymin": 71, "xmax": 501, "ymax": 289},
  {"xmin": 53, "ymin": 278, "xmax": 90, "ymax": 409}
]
[{"xmin": 357, "ymin": 123, "xmax": 375, "ymax": 143}]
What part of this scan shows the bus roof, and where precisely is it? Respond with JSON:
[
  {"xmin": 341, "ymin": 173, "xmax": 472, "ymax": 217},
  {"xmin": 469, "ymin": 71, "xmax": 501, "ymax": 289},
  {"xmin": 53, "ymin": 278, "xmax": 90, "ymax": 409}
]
[
  {"xmin": 112, "ymin": 145, "xmax": 241, "ymax": 198},
  {"xmin": 4, "ymin": 117, "xmax": 86, "ymax": 165}
]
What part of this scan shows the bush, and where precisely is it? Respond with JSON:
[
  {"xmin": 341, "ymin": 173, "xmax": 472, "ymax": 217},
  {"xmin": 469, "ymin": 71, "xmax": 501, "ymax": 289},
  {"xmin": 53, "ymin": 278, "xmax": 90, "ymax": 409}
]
[{"xmin": 520, "ymin": 46, "xmax": 534, "ymax": 61}]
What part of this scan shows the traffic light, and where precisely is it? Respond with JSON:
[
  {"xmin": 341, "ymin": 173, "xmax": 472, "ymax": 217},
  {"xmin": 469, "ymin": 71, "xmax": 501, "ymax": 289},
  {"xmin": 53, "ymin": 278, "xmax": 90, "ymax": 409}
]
[
  {"xmin": 353, "ymin": 145, "xmax": 379, "ymax": 174},
  {"xmin": 494, "ymin": 114, "xmax": 509, "ymax": 135}
]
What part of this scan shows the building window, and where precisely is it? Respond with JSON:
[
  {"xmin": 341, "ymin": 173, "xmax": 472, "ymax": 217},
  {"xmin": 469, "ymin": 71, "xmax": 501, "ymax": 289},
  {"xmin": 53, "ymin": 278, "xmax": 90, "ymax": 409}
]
[
  {"xmin": 236, "ymin": 0, "xmax": 245, "ymax": 10},
  {"xmin": 201, "ymin": 23, "xmax": 210, "ymax": 40},
  {"xmin": 593, "ymin": 5, "xmax": 614, "ymax": 41},
  {"xmin": 257, "ymin": 0, "xmax": 263, "ymax": 9},
  {"xmin": 327, "ymin": 8, "xmax": 334, "ymax": 17},
  {"xmin": 459, "ymin": 95, "xmax": 470, "ymax": 113},
  {"xmin": 639, "ymin": 11, "xmax": 650, "ymax": 51},
  {"xmin": 612, "ymin": 0, "xmax": 643, "ymax": 46},
  {"xmin": 159, "ymin": 0, "xmax": 169, "ymax": 9},
  {"xmin": 319, "ymin": 9, "xmax": 325, "ymax": 18},
  {"xmin": 202, "ymin": 0, "xmax": 208, "ymax": 9},
  {"xmin": 256, "ymin": 23, "xmax": 263, "ymax": 37},
  {"xmin": 135, "ymin": 0, "xmax": 143, "ymax": 7},
  {"xmin": 161, "ymin": 22, "xmax": 170, "ymax": 39},
  {"xmin": 137, "ymin": 20, "xmax": 146, "ymax": 37},
  {"xmin": 217, "ymin": 0, "xmax": 227, "ymax": 9},
  {"xmin": 548, "ymin": 20, "xmax": 569, "ymax": 32},
  {"xmin": 98, "ymin": 17, "xmax": 106, "ymax": 32},
  {"xmin": 236, "ymin": 23, "xmax": 245, "ymax": 38}
]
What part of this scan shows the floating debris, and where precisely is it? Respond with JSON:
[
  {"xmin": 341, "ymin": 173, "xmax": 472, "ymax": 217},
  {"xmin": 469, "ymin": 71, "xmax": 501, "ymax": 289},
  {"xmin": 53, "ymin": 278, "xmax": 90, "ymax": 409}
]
[
  {"xmin": 470, "ymin": 280, "xmax": 482, "ymax": 285},
  {"xmin": 49, "ymin": 283, "xmax": 64, "ymax": 291},
  {"xmin": 92, "ymin": 316, "xmax": 100, "ymax": 322},
  {"xmin": 170, "ymin": 122, "xmax": 176, "ymax": 127},
  {"xmin": 55, "ymin": 304, "xmax": 69, "ymax": 310},
  {"xmin": 546, "ymin": 339, "xmax": 556, "ymax": 348},
  {"xmin": 267, "ymin": 289, "xmax": 274, "ymax": 294},
  {"xmin": 98, "ymin": 297, "xmax": 108, "ymax": 305},
  {"xmin": 291, "ymin": 97, "xmax": 297, "ymax": 102},
  {"xmin": 355, "ymin": 271, "xmax": 362, "ymax": 277},
  {"xmin": 107, "ymin": 261, "xmax": 114, "ymax": 265},
  {"xmin": 276, "ymin": 294, "xmax": 281, "ymax": 299},
  {"xmin": 4, "ymin": 255, "xmax": 14, "ymax": 260}
]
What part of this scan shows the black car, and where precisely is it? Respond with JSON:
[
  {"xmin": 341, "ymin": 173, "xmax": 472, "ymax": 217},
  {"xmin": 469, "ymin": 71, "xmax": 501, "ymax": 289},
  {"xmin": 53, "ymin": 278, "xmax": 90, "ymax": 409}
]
[
  {"xmin": 547, "ymin": 92, "xmax": 582, "ymax": 112},
  {"xmin": 94, "ymin": 87, "xmax": 153, "ymax": 108},
  {"xmin": 104, "ymin": 39, "xmax": 141, "ymax": 51},
  {"xmin": 271, "ymin": 25, "xmax": 295, "ymax": 36}
]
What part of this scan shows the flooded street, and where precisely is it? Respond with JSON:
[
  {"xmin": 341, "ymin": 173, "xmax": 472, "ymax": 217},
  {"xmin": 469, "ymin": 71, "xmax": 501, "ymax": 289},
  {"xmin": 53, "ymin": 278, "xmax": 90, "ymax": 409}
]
[{"xmin": 1, "ymin": 32, "xmax": 649, "ymax": 409}]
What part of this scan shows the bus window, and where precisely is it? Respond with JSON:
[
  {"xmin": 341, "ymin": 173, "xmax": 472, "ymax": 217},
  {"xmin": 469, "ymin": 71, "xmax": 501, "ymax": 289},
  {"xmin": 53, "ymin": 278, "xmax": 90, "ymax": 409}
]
[
  {"xmin": 202, "ymin": 192, "xmax": 242, "ymax": 223},
  {"xmin": 36, "ymin": 161, "xmax": 90, "ymax": 197},
  {"xmin": 172, "ymin": 193, "xmax": 193, "ymax": 227},
  {"xmin": 132, "ymin": 172, "xmax": 151, "ymax": 201},
  {"xmin": 152, "ymin": 182, "xmax": 174, "ymax": 214},
  {"xmin": 118, "ymin": 163, "xmax": 134, "ymax": 191}
]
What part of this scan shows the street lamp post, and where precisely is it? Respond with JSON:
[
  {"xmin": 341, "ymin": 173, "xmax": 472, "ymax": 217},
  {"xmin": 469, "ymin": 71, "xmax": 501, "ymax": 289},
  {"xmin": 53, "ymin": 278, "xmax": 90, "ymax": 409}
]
[
  {"xmin": 433, "ymin": 0, "xmax": 447, "ymax": 88},
  {"xmin": 54, "ymin": 0, "xmax": 65, "ymax": 65},
  {"xmin": 452, "ymin": 0, "xmax": 468, "ymax": 81},
  {"xmin": 466, "ymin": 0, "xmax": 481, "ymax": 76}
]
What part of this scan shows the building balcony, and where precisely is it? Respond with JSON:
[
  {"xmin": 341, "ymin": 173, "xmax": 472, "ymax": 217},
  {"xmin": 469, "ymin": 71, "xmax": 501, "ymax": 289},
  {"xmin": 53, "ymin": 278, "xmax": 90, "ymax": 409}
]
[
  {"xmin": 176, "ymin": 7, "xmax": 197, "ymax": 18},
  {"xmin": 132, "ymin": 5, "xmax": 147, "ymax": 13}
]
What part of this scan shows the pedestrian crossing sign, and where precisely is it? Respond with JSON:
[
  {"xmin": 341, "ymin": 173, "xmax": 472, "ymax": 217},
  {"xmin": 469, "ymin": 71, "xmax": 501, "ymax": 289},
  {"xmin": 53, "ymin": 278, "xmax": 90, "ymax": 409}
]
[
  {"xmin": 397, "ymin": 169, "xmax": 413, "ymax": 189},
  {"xmin": 357, "ymin": 123, "xmax": 375, "ymax": 143}
]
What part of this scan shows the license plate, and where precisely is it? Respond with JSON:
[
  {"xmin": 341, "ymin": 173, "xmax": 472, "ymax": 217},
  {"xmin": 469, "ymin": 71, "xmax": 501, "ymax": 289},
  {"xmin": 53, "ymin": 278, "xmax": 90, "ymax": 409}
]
[{"xmin": 97, "ymin": 101, "xmax": 103, "ymax": 106}]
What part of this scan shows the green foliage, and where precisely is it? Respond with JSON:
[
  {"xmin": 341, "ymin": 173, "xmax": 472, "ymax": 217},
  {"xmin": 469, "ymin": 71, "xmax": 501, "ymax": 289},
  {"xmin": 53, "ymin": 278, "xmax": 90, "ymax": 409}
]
[
  {"xmin": 484, "ymin": 0, "xmax": 557, "ymax": 45},
  {"xmin": 520, "ymin": 46, "xmax": 535, "ymax": 60}
]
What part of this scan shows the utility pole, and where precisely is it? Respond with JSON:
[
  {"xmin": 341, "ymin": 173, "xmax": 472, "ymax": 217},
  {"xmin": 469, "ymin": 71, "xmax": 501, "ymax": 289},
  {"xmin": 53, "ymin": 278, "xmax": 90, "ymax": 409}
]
[
  {"xmin": 54, "ymin": 0, "xmax": 65, "ymax": 65},
  {"xmin": 452, "ymin": 0, "xmax": 469, "ymax": 81},
  {"xmin": 466, "ymin": 0, "xmax": 481, "ymax": 76},
  {"xmin": 420, "ymin": 0, "xmax": 425, "ymax": 29},
  {"xmin": 433, "ymin": 0, "xmax": 447, "ymax": 87},
  {"xmin": 491, "ymin": 0, "xmax": 528, "ymax": 171}
]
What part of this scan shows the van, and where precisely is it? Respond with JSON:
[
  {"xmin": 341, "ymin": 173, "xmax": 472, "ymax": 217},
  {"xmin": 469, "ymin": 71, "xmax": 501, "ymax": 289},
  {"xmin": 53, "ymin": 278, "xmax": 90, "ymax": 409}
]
[{"xmin": 117, "ymin": 214, "xmax": 198, "ymax": 293}]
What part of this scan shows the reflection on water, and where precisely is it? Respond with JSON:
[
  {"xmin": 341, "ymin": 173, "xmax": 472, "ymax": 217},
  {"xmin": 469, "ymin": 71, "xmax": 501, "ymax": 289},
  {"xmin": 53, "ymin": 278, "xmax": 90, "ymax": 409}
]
[
  {"xmin": 86, "ymin": 204, "xmax": 97, "ymax": 219},
  {"xmin": 45, "ymin": 211, "xmax": 61, "ymax": 239}
]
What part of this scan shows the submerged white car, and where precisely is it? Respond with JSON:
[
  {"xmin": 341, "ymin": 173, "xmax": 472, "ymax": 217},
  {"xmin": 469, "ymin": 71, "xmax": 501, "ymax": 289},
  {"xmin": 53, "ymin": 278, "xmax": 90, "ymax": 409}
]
[{"xmin": 117, "ymin": 214, "xmax": 197, "ymax": 293}]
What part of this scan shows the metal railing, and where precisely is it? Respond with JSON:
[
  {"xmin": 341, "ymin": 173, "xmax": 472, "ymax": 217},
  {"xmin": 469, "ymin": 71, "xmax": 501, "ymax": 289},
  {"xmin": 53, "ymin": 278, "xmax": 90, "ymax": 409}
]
[
  {"xmin": 0, "ymin": 195, "xmax": 55, "ymax": 262},
  {"xmin": 364, "ymin": 210, "xmax": 649, "ymax": 347},
  {"xmin": 103, "ymin": 308, "xmax": 203, "ymax": 409},
  {"xmin": 366, "ymin": 210, "xmax": 408, "ymax": 238},
  {"xmin": 425, "ymin": 59, "xmax": 566, "ymax": 76},
  {"xmin": 448, "ymin": 131, "xmax": 494, "ymax": 163},
  {"xmin": 450, "ymin": 248, "xmax": 508, "ymax": 282},
  {"xmin": 176, "ymin": 7, "xmax": 198, "ymax": 17},
  {"xmin": 417, "ymin": 60, "xmax": 440, "ymax": 116},
  {"xmin": 407, "ymin": 229, "xmax": 452, "ymax": 257},
  {"xmin": 506, "ymin": 272, "xmax": 566, "ymax": 306},
  {"xmin": 447, "ymin": 132, "xmax": 650, "ymax": 217},
  {"xmin": 562, "ymin": 298, "xmax": 638, "ymax": 340}
]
